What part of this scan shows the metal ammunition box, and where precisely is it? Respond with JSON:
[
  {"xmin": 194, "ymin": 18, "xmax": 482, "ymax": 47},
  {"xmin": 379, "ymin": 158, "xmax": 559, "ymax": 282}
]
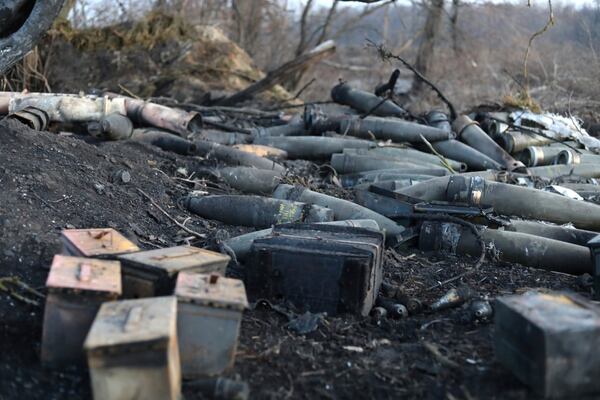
[
  {"xmin": 175, "ymin": 272, "xmax": 248, "ymax": 378},
  {"xmin": 61, "ymin": 228, "xmax": 139, "ymax": 258},
  {"xmin": 587, "ymin": 235, "xmax": 600, "ymax": 300},
  {"xmin": 494, "ymin": 292, "xmax": 600, "ymax": 398},
  {"xmin": 118, "ymin": 246, "xmax": 230, "ymax": 298},
  {"xmin": 84, "ymin": 296, "xmax": 181, "ymax": 400},
  {"xmin": 246, "ymin": 224, "xmax": 384, "ymax": 316},
  {"xmin": 41, "ymin": 255, "xmax": 121, "ymax": 366}
]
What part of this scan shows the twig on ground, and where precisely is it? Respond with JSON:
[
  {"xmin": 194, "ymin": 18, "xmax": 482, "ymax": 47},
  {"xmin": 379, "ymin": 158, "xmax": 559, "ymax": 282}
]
[
  {"xmin": 0, "ymin": 276, "xmax": 45, "ymax": 306},
  {"xmin": 422, "ymin": 341, "xmax": 460, "ymax": 369},
  {"xmin": 137, "ymin": 189, "xmax": 206, "ymax": 239},
  {"xmin": 419, "ymin": 134, "xmax": 456, "ymax": 173}
]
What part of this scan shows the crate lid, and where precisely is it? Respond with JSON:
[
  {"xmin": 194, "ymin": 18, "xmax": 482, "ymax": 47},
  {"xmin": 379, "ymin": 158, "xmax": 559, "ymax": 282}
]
[
  {"xmin": 61, "ymin": 228, "xmax": 139, "ymax": 257},
  {"xmin": 84, "ymin": 296, "xmax": 177, "ymax": 352},
  {"xmin": 175, "ymin": 272, "xmax": 248, "ymax": 310},
  {"xmin": 118, "ymin": 245, "xmax": 230, "ymax": 276},
  {"xmin": 46, "ymin": 255, "xmax": 122, "ymax": 295},
  {"xmin": 496, "ymin": 291, "xmax": 600, "ymax": 333}
]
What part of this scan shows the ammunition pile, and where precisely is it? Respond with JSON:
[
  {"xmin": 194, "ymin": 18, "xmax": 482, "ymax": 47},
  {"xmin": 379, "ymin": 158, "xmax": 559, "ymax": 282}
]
[{"xmin": 4, "ymin": 80, "xmax": 600, "ymax": 399}]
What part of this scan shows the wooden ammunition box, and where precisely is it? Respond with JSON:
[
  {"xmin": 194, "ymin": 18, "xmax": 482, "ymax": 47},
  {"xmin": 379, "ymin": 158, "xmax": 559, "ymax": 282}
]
[
  {"xmin": 84, "ymin": 296, "xmax": 181, "ymax": 400},
  {"xmin": 246, "ymin": 223, "xmax": 384, "ymax": 316},
  {"xmin": 118, "ymin": 246, "xmax": 230, "ymax": 298},
  {"xmin": 41, "ymin": 255, "xmax": 121, "ymax": 366},
  {"xmin": 61, "ymin": 228, "xmax": 139, "ymax": 258},
  {"xmin": 495, "ymin": 291, "xmax": 600, "ymax": 398},
  {"xmin": 175, "ymin": 272, "xmax": 248, "ymax": 378}
]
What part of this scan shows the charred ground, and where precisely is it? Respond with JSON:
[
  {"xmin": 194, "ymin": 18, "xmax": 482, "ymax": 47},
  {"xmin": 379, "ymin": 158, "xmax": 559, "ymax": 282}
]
[{"xmin": 0, "ymin": 119, "xmax": 591, "ymax": 400}]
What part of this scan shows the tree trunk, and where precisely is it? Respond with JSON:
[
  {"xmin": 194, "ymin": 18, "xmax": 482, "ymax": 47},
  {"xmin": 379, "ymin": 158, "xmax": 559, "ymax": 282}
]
[
  {"xmin": 450, "ymin": 0, "xmax": 461, "ymax": 55},
  {"xmin": 413, "ymin": 0, "xmax": 444, "ymax": 93}
]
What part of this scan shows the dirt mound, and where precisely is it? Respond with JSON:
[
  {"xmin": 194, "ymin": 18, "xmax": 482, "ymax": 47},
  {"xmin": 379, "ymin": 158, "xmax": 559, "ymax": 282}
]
[
  {"xmin": 0, "ymin": 119, "xmax": 210, "ymax": 398},
  {"xmin": 5, "ymin": 12, "xmax": 292, "ymax": 104}
]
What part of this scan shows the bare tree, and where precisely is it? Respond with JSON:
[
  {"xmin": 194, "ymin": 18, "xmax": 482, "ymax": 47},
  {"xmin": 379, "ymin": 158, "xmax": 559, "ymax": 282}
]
[
  {"xmin": 413, "ymin": 0, "xmax": 444, "ymax": 93},
  {"xmin": 450, "ymin": 0, "xmax": 461, "ymax": 55}
]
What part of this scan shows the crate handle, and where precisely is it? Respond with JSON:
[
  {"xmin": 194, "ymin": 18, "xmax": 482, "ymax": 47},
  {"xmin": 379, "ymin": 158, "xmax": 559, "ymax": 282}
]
[
  {"xmin": 124, "ymin": 306, "xmax": 144, "ymax": 332},
  {"xmin": 77, "ymin": 263, "xmax": 93, "ymax": 282}
]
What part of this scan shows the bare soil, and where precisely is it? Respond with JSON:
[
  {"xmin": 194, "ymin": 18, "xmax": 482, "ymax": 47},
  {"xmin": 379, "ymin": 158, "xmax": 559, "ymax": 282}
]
[{"xmin": 0, "ymin": 119, "xmax": 592, "ymax": 400}]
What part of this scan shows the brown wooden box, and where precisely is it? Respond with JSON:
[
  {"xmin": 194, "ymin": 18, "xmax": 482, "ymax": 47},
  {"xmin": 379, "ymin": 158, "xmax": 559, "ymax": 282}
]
[
  {"xmin": 84, "ymin": 296, "xmax": 181, "ymax": 400},
  {"xmin": 61, "ymin": 228, "xmax": 139, "ymax": 258},
  {"xmin": 41, "ymin": 255, "xmax": 121, "ymax": 366},
  {"xmin": 118, "ymin": 246, "xmax": 230, "ymax": 298},
  {"xmin": 175, "ymin": 272, "xmax": 247, "ymax": 378}
]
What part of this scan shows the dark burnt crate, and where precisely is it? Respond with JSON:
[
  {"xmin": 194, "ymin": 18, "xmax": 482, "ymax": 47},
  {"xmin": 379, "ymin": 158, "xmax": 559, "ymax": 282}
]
[
  {"xmin": 587, "ymin": 235, "xmax": 600, "ymax": 300},
  {"xmin": 494, "ymin": 291, "xmax": 600, "ymax": 398},
  {"xmin": 246, "ymin": 224, "xmax": 384, "ymax": 316}
]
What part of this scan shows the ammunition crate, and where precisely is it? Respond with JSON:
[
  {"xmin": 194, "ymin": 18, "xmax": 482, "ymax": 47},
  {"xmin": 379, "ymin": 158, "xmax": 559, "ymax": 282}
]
[
  {"xmin": 175, "ymin": 272, "xmax": 248, "ymax": 378},
  {"xmin": 246, "ymin": 223, "xmax": 384, "ymax": 316},
  {"xmin": 587, "ymin": 235, "xmax": 600, "ymax": 300},
  {"xmin": 61, "ymin": 228, "xmax": 139, "ymax": 258},
  {"xmin": 118, "ymin": 246, "xmax": 230, "ymax": 298},
  {"xmin": 494, "ymin": 291, "xmax": 600, "ymax": 398},
  {"xmin": 41, "ymin": 255, "xmax": 121, "ymax": 366},
  {"xmin": 84, "ymin": 296, "xmax": 181, "ymax": 400}
]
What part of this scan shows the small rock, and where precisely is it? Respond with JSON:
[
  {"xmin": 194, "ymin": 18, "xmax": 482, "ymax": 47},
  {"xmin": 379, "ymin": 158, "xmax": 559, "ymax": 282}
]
[
  {"xmin": 94, "ymin": 183, "xmax": 105, "ymax": 194},
  {"xmin": 111, "ymin": 170, "xmax": 131, "ymax": 184}
]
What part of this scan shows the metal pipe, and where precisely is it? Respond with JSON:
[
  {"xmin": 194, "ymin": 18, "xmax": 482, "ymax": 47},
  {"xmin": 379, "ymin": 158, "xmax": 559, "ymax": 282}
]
[
  {"xmin": 253, "ymin": 136, "xmax": 375, "ymax": 159},
  {"xmin": 194, "ymin": 141, "xmax": 286, "ymax": 172},
  {"xmin": 272, "ymin": 184, "xmax": 404, "ymax": 239},
  {"xmin": 104, "ymin": 94, "xmax": 202, "ymax": 136},
  {"xmin": 453, "ymin": 115, "xmax": 525, "ymax": 171},
  {"xmin": 446, "ymin": 175, "xmax": 600, "ymax": 231},
  {"xmin": 217, "ymin": 167, "xmax": 282, "ymax": 195},
  {"xmin": 330, "ymin": 153, "xmax": 446, "ymax": 174},
  {"xmin": 419, "ymin": 221, "xmax": 592, "ymax": 274},
  {"xmin": 224, "ymin": 219, "xmax": 381, "ymax": 262},
  {"xmin": 339, "ymin": 116, "xmax": 451, "ymax": 144},
  {"xmin": 330, "ymin": 82, "xmax": 406, "ymax": 118},
  {"xmin": 505, "ymin": 220, "xmax": 598, "ymax": 247},
  {"xmin": 7, "ymin": 94, "xmax": 126, "ymax": 123},
  {"xmin": 184, "ymin": 195, "xmax": 333, "ymax": 228}
]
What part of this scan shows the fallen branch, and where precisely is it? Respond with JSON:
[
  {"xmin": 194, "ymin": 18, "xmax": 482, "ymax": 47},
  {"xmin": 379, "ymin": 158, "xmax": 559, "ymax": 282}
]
[
  {"xmin": 218, "ymin": 41, "xmax": 336, "ymax": 106},
  {"xmin": 368, "ymin": 40, "xmax": 457, "ymax": 120}
]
